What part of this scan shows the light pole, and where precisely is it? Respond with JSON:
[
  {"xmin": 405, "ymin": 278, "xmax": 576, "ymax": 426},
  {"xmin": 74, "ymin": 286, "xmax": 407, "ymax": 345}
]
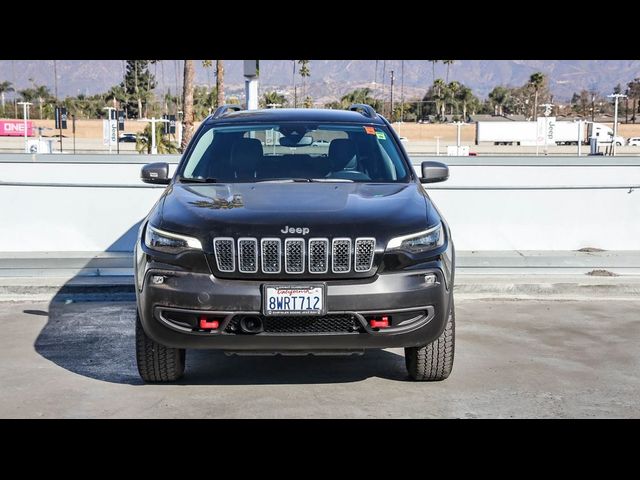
[
  {"xmin": 608, "ymin": 93, "xmax": 627, "ymax": 156},
  {"xmin": 138, "ymin": 117, "xmax": 169, "ymax": 154},
  {"xmin": 389, "ymin": 70, "xmax": 395, "ymax": 122},
  {"xmin": 17, "ymin": 101, "xmax": 32, "ymax": 152}
]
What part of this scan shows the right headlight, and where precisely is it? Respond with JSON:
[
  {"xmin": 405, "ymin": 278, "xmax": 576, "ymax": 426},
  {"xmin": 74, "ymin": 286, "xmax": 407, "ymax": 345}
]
[
  {"xmin": 144, "ymin": 225, "xmax": 202, "ymax": 253},
  {"xmin": 387, "ymin": 224, "xmax": 444, "ymax": 253}
]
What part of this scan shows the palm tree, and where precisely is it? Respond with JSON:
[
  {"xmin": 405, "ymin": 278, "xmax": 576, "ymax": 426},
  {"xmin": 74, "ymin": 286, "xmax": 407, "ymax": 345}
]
[
  {"xmin": 457, "ymin": 85, "xmax": 475, "ymax": 121},
  {"xmin": 298, "ymin": 60, "xmax": 310, "ymax": 105},
  {"xmin": 340, "ymin": 87, "xmax": 382, "ymax": 109},
  {"xmin": 106, "ymin": 85, "xmax": 128, "ymax": 110},
  {"xmin": 181, "ymin": 60, "xmax": 195, "ymax": 151},
  {"xmin": 216, "ymin": 60, "xmax": 225, "ymax": 107},
  {"xmin": 447, "ymin": 81, "xmax": 461, "ymax": 115},
  {"xmin": 529, "ymin": 72, "xmax": 545, "ymax": 120},
  {"xmin": 488, "ymin": 86, "xmax": 510, "ymax": 116},
  {"xmin": 136, "ymin": 122, "xmax": 179, "ymax": 154},
  {"xmin": 443, "ymin": 60, "xmax": 455, "ymax": 83},
  {"xmin": 433, "ymin": 79, "xmax": 447, "ymax": 120},
  {"xmin": 428, "ymin": 60, "xmax": 439, "ymax": 86},
  {"xmin": 0, "ymin": 81, "xmax": 14, "ymax": 115}
]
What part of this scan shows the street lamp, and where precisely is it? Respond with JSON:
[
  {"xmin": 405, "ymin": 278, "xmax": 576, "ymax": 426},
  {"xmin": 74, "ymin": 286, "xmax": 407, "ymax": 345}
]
[
  {"xmin": 17, "ymin": 101, "xmax": 32, "ymax": 152},
  {"xmin": 138, "ymin": 117, "xmax": 169, "ymax": 154},
  {"xmin": 608, "ymin": 93, "xmax": 627, "ymax": 156}
]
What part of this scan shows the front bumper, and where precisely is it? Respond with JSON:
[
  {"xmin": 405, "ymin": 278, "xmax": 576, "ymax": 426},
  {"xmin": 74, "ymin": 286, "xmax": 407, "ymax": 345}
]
[{"xmin": 137, "ymin": 266, "xmax": 452, "ymax": 352}]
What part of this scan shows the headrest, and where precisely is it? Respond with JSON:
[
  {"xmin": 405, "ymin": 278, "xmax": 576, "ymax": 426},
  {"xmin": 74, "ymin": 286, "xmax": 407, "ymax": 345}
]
[{"xmin": 328, "ymin": 139, "xmax": 357, "ymax": 170}]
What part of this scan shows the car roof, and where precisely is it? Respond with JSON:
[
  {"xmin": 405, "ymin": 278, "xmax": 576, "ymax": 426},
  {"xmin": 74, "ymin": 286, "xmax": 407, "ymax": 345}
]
[{"xmin": 204, "ymin": 108, "xmax": 386, "ymax": 126}]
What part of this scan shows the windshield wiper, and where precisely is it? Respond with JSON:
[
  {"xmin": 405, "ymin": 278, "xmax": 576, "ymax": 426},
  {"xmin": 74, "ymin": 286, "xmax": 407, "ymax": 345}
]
[
  {"xmin": 309, "ymin": 178, "xmax": 354, "ymax": 183},
  {"xmin": 180, "ymin": 177, "xmax": 217, "ymax": 183},
  {"xmin": 255, "ymin": 178, "xmax": 311, "ymax": 183}
]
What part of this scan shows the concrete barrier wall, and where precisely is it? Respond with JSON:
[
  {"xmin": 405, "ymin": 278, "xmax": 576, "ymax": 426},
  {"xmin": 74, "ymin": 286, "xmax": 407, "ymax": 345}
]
[{"xmin": 1, "ymin": 154, "xmax": 639, "ymax": 252}]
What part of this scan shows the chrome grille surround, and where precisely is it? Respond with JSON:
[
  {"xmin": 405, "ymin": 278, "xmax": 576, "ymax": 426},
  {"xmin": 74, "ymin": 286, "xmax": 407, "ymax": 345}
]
[
  {"xmin": 308, "ymin": 238, "xmax": 329, "ymax": 274},
  {"xmin": 237, "ymin": 238, "xmax": 258, "ymax": 273},
  {"xmin": 213, "ymin": 237, "xmax": 235, "ymax": 272},
  {"xmin": 354, "ymin": 238, "xmax": 376, "ymax": 272},
  {"xmin": 284, "ymin": 238, "xmax": 305, "ymax": 274},
  {"xmin": 260, "ymin": 238, "xmax": 282, "ymax": 273},
  {"xmin": 331, "ymin": 238, "xmax": 352, "ymax": 273}
]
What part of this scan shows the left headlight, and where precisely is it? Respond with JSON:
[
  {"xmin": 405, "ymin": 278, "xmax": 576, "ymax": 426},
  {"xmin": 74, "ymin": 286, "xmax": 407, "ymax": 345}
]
[
  {"xmin": 144, "ymin": 225, "xmax": 202, "ymax": 253},
  {"xmin": 387, "ymin": 224, "xmax": 444, "ymax": 253}
]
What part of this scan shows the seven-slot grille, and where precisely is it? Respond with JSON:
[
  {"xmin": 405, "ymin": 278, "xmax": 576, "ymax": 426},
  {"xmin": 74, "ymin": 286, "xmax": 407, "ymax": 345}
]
[{"xmin": 212, "ymin": 237, "xmax": 375, "ymax": 274}]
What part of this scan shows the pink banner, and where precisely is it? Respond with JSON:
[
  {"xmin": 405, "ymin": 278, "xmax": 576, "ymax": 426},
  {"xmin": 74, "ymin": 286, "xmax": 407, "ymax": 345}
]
[{"xmin": 0, "ymin": 120, "xmax": 34, "ymax": 137}]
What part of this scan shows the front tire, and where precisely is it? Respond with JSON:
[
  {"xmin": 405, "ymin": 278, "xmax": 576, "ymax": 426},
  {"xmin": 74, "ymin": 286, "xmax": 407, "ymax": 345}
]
[
  {"xmin": 136, "ymin": 311, "xmax": 186, "ymax": 382},
  {"xmin": 405, "ymin": 298, "xmax": 455, "ymax": 381}
]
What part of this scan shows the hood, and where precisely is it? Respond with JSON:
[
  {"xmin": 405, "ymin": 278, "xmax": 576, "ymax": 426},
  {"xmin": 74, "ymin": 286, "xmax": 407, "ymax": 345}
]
[{"xmin": 158, "ymin": 182, "xmax": 438, "ymax": 247}]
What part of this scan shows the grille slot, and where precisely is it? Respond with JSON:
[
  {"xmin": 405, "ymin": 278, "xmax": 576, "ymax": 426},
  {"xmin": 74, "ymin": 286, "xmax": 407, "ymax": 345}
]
[
  {"xmin": 354, "ymin": 238, "xmax": 376, "ymax": 272},
  {"xmin": 261, "ymin": 238, "xmax": 282, "ymax": 273},
  {"xmin": 331, "ymin": 238, "xmax": 351, "ymax": 273},
  {"xmin": 308, "ymin": 238, "xmax": 329, "ymax": 273},
  {"xmin": 213, "ymin": 238, "xmax": 235, "ymax": 272},
  {"xmin": 238, "ymin": 238, "xmax": 258, "ymax": 273},
  {"xmin": 212, "ymin": 236, "xmax": 375, "ymax": 274},
  {"xmin": 284, "ymin": 238, "xmax": 305, "ymax": 274},
  {"xmin": 226, "ymin": 314, "xmax": 361, "ymax": 334}
]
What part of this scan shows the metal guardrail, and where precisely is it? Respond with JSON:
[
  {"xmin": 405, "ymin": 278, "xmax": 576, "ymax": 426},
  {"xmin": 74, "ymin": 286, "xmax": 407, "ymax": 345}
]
[
  {"xmin": 0, "ymin": 181, "xmax": 165, "ymax": 189},
  {"xmin": 0, "ymin": 180, "xmax": 637, "ymax": 191}
]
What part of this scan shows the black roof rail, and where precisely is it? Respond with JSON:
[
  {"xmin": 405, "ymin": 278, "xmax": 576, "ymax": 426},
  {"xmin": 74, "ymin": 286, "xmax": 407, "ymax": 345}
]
[
  {"xmin": 212, "ymin": 104, "xmax": 244, "ymax": 119},
  {"xmin": 348, "ymin": 103, "xmax": 378, "ymax": 119}
]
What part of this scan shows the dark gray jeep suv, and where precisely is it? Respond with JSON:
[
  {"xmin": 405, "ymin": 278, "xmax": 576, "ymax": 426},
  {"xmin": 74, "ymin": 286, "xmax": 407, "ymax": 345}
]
[{"xmin": 135, "ymin": 104, "xmax": 455, "ymax": 382}]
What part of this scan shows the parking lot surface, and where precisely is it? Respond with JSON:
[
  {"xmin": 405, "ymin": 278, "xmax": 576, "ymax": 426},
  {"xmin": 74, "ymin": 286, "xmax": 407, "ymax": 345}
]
[{"xmin": 1, "ymin": 298, "xmax": 639, "ymax": 418}]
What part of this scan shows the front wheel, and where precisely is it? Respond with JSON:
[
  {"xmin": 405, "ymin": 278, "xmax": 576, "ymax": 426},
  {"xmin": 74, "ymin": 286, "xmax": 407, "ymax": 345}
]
[
  {"xmin": 135, "ymin": 311, "xmax": 186, "ymax": 382},
  {"xmin": 405, "ymin": 298, "xmax": 455, "ymax": 381}
]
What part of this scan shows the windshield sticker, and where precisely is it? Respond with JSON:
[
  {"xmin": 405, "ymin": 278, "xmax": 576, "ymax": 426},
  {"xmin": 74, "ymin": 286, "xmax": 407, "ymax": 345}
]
[
  {"xmin": 376, "ymin": 131, "xmax": 386, "ymax": 140},
  {"xmin": 364, "ymin": 126, "xmax": 376, "ymax": 135}
]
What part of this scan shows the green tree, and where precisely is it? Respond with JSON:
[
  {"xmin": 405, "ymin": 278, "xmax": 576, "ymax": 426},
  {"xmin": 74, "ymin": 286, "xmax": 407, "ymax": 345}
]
[
  {"xmin": 488, "ymin": 86, "xmax": 510, "ymax": 116},
  {"xmin": 261, "ymin": 91, "xmax": 287, "ymax": 108},
  {"xmin": 136, "ymin": 122, "xmax": 179, "ymax": 154},
  {"xmin": 298, "ymin": 60, "xmax": 310, "ymax": 105},
  {"xmin": 457, "ymin": 85, "xmax": 478, "ymax": 120},
  {"xmin": 121, "ymin": 60, "xmax": 157, "ymax": 119},
  {"xmin": 627, "ymin": 78, "xmax": 640, "ymax": 123},
  {"xmin": 446, "ymin": 81, "xmax": 461, "ymax": 115},
  {"xmin": 0, "ymin": 81, "xmax": 14, "ymax": 116},
  {"xmin": 433, "ymin": 79, "xmax": 447, "ymax": 119},
  {"xmin": 19, "ymin": 83, "xmax": 53, "ymax": 119},
  {"xmin": 529, "ymin": 72, "xmax": 545, "ymax": 120},
  {"xmin": 193, "ymin": 85, "xmax": 217, "ymax": 119},
  {"xmin": 340, "ymin": 87, "xmax": 382, "ymax": 110}
]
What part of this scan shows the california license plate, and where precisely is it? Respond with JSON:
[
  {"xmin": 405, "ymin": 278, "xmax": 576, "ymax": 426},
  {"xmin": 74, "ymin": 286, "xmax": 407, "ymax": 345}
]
[{"xmin": 262, "ymin": 284, "xmax": 326, "ymax": 316}]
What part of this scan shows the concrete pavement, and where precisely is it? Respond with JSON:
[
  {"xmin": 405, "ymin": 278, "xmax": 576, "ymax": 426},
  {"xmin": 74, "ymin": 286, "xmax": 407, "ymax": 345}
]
[{"xmin": 1, "ymin": 297, "xmax": 639, "ymax": 418}]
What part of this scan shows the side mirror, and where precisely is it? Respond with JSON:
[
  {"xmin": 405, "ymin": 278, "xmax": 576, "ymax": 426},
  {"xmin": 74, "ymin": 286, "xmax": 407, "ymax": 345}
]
[
  {"xmin": 420, "ymin": 161, "xmax": 449, "ymax": 183},
  {"xmin": 141, "ymin": 162, "xmax": 170, "ymax": 185}
]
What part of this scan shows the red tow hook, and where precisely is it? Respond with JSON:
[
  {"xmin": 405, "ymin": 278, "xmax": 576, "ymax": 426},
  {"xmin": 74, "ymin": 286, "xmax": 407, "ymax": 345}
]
[
  {"xmin": 199, "ymin": 316, "xmax": 220, "ymax": 330},
  {"xmin": 369, "ymin": 316, "xmax": 390, "ymax": 329}
]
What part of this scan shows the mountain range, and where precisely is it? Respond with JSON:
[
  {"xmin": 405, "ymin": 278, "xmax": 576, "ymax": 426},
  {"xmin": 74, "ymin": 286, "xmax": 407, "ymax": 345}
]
[{"xmin": 1, "ymin": 60, "xmax": 639, "ymax": 103}]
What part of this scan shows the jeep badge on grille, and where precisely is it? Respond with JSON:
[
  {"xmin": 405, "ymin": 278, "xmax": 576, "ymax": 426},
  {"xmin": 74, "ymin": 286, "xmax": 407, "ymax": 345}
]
[{"xmin": 281, "ymin": 226, "xmax": 310, "ymax": 235}]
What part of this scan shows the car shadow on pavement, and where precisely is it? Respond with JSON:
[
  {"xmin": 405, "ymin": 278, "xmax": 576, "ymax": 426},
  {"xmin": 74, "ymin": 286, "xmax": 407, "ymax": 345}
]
[{"xmin": 33, "ymin": 297, "xmax": 410, "ymax": 386}]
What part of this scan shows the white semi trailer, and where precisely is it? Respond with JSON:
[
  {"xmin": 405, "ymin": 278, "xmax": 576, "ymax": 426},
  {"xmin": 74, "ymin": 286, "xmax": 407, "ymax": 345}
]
[{"xmin": 476, "ymin": 120, "xmax": 623, "ymax": 146}]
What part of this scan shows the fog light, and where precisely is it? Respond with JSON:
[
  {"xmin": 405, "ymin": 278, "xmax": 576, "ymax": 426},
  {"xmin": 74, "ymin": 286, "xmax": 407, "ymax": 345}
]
[
  {"xmin": 424, "ymin": 273, "xmax": 437, "ymax": 285},
  {"xmin": 151, "ymin": 275, "xmax": 165, "ymax": 285}
]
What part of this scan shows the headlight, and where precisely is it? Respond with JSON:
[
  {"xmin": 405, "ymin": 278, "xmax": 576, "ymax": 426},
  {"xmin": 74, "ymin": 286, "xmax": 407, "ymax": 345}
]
[
  {"xmin": 144, "ymin": 225, "xmax": 202, "ymax": 253},
  {"xmin": 387, "ymin": 224, "xmax": 444, "ymax": 253}
]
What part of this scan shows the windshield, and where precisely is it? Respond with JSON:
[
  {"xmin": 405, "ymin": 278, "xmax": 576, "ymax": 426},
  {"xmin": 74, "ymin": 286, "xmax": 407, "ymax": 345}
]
[{"xmin": 179, "ymin": 122, "xmax": 411, "ymax": 183}]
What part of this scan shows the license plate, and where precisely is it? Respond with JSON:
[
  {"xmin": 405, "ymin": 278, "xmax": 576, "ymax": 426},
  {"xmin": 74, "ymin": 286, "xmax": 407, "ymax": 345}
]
[{"xmin": 262, "ymin": 284, "xmax": 326, "ymax": 316}]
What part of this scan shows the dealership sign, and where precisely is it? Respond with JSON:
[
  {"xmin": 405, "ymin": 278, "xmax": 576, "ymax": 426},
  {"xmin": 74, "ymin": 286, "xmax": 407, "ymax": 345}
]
[{"xmin": 0, "ymin": 120, "xmax": 34, "ymax": 137}]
